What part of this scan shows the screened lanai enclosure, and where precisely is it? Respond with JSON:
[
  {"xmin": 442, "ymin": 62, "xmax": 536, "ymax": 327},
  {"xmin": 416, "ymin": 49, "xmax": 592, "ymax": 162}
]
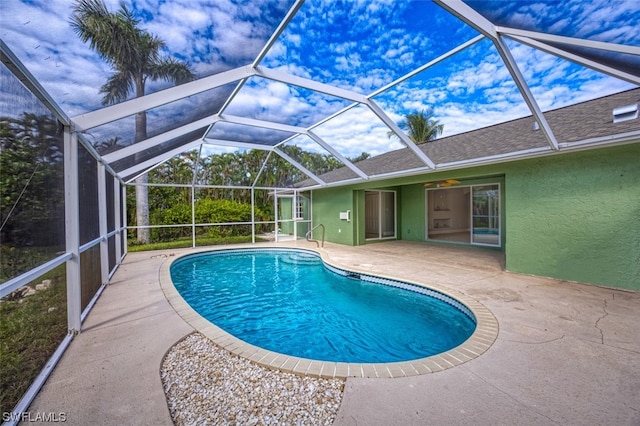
[{"xmin": 1, "ymin": 0, "xmax": 639, "ymax": 419}]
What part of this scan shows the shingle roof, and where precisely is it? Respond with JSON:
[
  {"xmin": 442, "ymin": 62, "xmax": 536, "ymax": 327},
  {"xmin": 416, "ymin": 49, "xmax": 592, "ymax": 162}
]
[{"xmin": 304, "ymin": 88, "xmax": 640, "ymax": 187}]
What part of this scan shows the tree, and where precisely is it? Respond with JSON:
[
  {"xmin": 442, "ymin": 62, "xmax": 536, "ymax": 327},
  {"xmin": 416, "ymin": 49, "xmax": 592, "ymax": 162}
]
[
  {"xmin": 0, "ymin": 113, "xmax": 65, "ymax": 273},
  {"xmin": 348, "ymin": 152, "xmax": 371, "ymax": 163},
  {"xmin": 388, "ymin": 108, "xmax": 443, "ymax": 144},
  {"xmin": 94, "ymin": 136, "xmax": 122, "ymax": 155},
  {"xmin": 70, "ymin": 0, "xmax": 194, "ymax": 243}
]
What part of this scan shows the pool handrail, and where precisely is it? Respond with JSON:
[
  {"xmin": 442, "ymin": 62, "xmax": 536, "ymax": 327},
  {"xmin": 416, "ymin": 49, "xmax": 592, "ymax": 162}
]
[{"xmin": 306, "ymin": 223, "xmax": 325, "ymax": 248}]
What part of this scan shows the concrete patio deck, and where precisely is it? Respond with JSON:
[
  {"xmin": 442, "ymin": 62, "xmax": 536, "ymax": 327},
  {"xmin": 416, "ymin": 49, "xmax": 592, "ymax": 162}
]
[{"xmin": 26, "ymin": 241, "xmax": 640, "ymax": 425}]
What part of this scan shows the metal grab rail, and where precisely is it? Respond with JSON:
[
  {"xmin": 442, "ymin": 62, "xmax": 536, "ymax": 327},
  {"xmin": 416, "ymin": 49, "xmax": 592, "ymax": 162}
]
[{"xmin": 305, "ymin": 223, "xmax": 325, "ymax": 248}]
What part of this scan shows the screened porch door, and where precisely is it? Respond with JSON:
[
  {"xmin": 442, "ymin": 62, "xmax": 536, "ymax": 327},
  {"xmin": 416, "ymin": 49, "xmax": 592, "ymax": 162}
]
[
  {"xmin": 365, "ymin": 190, "xmax": 396, "ymax": 240},
  {"xmin": 275, "ymin": 194, "xmax": 296, "ymax": 241}
]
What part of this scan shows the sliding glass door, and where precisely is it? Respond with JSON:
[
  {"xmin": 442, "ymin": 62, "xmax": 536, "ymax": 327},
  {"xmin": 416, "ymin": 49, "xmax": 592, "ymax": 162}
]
[
  {"xmin": 471, "ymin": 185, "xmax": 500, "ymax": 245},
  {"xmin": 426, "ymin": 184, "xmax": 500, "ymax": 247},
  {"xmin": 365, "ymin": 190, "xmax": 396, "ymax": 240},
  {"xmin": 426, "ymin": 187, "xmax": 471, "ymax": 243}
]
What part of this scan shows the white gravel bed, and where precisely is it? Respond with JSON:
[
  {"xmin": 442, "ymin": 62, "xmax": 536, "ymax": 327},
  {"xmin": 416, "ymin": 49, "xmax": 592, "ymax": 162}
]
[{"xmin": 161, "ymin": 333, "xmax": 345, "ymax": 425}]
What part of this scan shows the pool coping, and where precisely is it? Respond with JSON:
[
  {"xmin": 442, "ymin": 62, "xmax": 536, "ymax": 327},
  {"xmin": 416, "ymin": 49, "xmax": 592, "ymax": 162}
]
[{"xmin": 159, "ymin": 246, "xmax": 499, "ymax": 379}]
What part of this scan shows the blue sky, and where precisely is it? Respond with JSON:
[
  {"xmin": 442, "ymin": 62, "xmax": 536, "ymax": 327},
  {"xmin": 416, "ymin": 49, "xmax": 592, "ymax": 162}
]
[{"xmin": 1, "ymin": 0, "xmax": 638, "ymax": 161}]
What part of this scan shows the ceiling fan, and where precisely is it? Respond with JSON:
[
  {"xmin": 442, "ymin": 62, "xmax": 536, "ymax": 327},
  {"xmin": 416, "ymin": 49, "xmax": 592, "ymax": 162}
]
[{"xmin": 423, "ymin": 179, "xmax": 461, "ymax": 188}]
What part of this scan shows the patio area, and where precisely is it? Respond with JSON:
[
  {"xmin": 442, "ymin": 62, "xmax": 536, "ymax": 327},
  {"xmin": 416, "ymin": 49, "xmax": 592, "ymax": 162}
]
[{"xmin": 26, "ymin": 241, "xmax": 640, "ymax": 425}]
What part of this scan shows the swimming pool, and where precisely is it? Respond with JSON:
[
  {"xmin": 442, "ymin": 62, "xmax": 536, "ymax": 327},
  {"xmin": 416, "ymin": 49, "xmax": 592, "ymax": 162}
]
[{"xmin": 169, "ymin": 248, "xmax": 479, "ymax": 365}]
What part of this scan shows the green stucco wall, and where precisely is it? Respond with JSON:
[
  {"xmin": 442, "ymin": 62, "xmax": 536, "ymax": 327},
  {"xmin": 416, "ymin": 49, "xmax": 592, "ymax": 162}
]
[
  {"xmin": 311, "ymin": 187, "xmax": 356, "ymax": 245},
  {"xmin": 310, "ymin": 143, "xmax": 640, "ymax": 290},
  {"xmin": 503, "ymin": 143, "xmax": 640, "ymax": 290},
  {"xmin": 399, "ymin": 184, "xmax": 426, "ymax": 241}
]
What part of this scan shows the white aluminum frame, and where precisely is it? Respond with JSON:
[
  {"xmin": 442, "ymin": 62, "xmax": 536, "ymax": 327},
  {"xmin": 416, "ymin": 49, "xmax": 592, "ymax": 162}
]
[
  {"xmin": 114, "ymin": 176, "xmax": 123, "ymax": 263},
  {"xmin": 97, "ymin": 163, "xmax": 110, "ymax": 287},
  {"xmin": 64, "ymin": 127, "xmax": 81, "ymax": 334},
  {"xmin": 506, "ymin": 34, "xmax": 640, "ymax": 86},
  {"xmin": 3, "ymin": 1, "xmax": 639, "ymax": 418},
  {"xmin": 63, "ymin": 0, "xmax": 637, "ymax": 186}
]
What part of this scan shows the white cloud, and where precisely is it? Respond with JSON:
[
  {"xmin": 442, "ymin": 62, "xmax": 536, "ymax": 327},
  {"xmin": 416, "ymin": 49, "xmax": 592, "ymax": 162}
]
[
  {"xmin": 2, "ymin": 0, "xmax": 637, "ymax": 166},
  {"xmin": 313, "ymin": 106, "xmax": 403, "ymax": 158}
]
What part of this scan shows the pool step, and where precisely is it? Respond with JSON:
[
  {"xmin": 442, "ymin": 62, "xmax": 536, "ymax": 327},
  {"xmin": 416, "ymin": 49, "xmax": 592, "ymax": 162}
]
[{"xmin": 281, "ymin": 253, "xmax": 322, "ymax": 265}]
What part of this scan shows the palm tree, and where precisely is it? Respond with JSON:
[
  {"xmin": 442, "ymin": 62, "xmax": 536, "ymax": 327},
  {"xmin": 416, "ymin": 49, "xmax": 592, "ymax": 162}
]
[
  {"xmin": 388, "ymin": 108, "xmax": 444, "ymax": 144},
  {"xmin": 70, "ymin": 0, "xmax": 194, "ymax": 244}
]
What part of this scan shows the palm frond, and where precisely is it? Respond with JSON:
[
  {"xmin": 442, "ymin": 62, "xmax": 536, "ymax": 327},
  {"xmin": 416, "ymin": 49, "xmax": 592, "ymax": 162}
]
[
  {"xmin": 71, "ymin": 0, "xmax": 194, "ymax": 104},
  {"xmin": 388, "ymin": 108, "xmax": 443, "ymax": 144},
  {"xmin": 70, "ymin": 0, "xmax": 136, "ymax": 66},
  {"xmin": 99, "ymin": 72, "xmax": 133, "ymax": 105},
  {"xmin": 147, "ymin": 58, "xmax": 196, "ymax": 85}
]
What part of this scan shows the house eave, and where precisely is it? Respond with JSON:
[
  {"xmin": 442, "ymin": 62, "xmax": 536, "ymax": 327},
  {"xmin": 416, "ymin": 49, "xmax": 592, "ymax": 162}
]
[{"xmin": 303, "ymin": 131, "xmax": 640, "ymax": 191}]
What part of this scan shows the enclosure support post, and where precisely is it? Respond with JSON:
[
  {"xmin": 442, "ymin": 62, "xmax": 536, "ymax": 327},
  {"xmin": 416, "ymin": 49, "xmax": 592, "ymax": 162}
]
[
  {"xmin": 64, "ymin": 127, "xmax": 81, "ymax": 333},
  {"xmin": 274, "ymin": 189, "xmax": 279, "ymax": 243},
  {"xmin": 97, "ymin": 163, "xmax": 109, "ymax": 285},
  {"xmin": 122, "ymin": 185, "xmax": 128, "ymax": 256},
  {"xmin": 251, "ymin": 187, "xmax": 256, "ymax": 244},
  {"xmin": 191, "ymin": 146, "xmax": 202, "ymax": 248},
  {"xmin": 114, "ymin": 176, "xmax": 122, "ymax": 262},
  {"xmin": 293, "ymin": 190, "xmax": 298, "ymax": 241},
  {"xmin": 191, "ymin": 184, "xmax": 196, "ymax": 248}
]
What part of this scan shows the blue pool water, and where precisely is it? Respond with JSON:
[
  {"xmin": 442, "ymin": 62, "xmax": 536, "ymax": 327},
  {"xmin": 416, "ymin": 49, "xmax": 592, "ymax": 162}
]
[{"xmin": 170, "ymin": 249, "xmax": 476, "ymax": 363}]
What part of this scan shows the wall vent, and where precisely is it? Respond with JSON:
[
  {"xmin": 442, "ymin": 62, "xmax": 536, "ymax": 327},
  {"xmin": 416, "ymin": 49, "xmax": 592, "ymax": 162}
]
[
  {"xmin": 612, "ymin": 103, "xmax": 638, "ymax": 123},
  {"xmin": 532, "ymin": 121, "xmax": 540, "ymax": 131}
]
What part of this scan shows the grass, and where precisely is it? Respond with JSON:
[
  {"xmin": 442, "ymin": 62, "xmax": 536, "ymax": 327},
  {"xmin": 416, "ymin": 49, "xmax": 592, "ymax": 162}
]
[
  {"xmin": 0, "ymin": 245, "xmax": 64, "ymax": 285},
  {"xmin": 0, "ymin": 266, "xmax": 67, "ymax": 415},
  {"xmin": 0, "ymin": 235, "xmax": 267, "ymax": 414}
]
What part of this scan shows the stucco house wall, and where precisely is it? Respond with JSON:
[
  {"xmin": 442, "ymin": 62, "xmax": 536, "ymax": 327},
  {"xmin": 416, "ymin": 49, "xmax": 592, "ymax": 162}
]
[
  {"xmin": 310, "ymin": 142, "xmax": 640, "ymax": 291},
  {"xmin": 502, "ymin": 143, "xmax": 639, "ymax": 290}
]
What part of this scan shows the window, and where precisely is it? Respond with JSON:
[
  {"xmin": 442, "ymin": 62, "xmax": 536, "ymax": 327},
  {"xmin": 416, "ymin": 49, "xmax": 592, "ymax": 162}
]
[{"xmin": 295, "ymin": 195, "xmax": 306, "ymax": 220}]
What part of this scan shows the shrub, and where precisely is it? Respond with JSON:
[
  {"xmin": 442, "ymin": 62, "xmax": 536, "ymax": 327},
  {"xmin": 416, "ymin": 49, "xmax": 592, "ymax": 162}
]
[{"xmin": 150, "ymin": 199, "xmax": 266, "ymax": 242}]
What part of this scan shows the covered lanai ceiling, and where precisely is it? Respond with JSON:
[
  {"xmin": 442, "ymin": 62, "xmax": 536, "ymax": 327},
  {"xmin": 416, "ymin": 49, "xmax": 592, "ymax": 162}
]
[{"xmin": 2, "ymin": 0, "xmax": 639, "ymax": 188}]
